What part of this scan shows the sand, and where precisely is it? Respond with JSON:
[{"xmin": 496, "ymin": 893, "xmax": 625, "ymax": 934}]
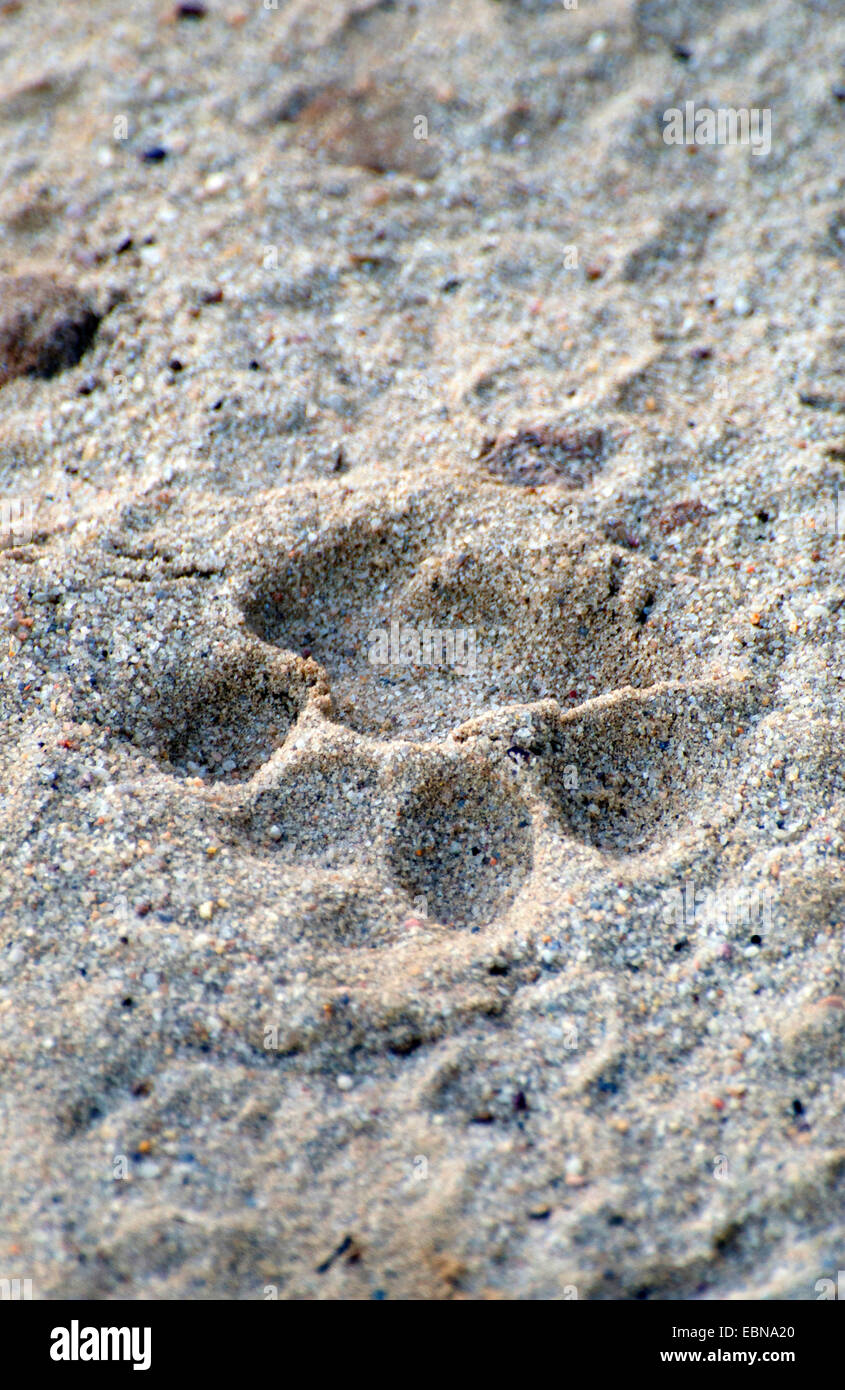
[{"xmin": 0, "ymin": 0, "xmax": 843, "ymax": 1300}]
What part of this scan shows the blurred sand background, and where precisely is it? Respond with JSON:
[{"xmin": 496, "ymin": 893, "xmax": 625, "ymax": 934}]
[{"xmin": 0, "ymin": 0, "xmax": 843, "ymax": 1299}]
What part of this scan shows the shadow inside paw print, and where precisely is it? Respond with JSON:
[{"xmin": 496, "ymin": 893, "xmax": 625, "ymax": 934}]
[
  {"xmin": 114, "ymin": 648, "xmax": 309, "ymax": 783},
  {"xmin": 385, "ymin": 757, "xmax": 533, "ymax": 927},
  {"xmin": 538, "ymin": 682, "xmax": 758, "ymax": 854},
  {"xmin": 240, "ymin": 487, "xmax": 682, "ymax": 741},
  {"xmin": 230, "ymin": 748, "xmax": 385, "ymax": 869}
]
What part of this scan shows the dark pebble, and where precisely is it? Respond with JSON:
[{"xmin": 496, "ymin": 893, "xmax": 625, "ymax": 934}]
[{"xmin": 141, "ymin": 146, "xmax": 168, "ymax": 163}]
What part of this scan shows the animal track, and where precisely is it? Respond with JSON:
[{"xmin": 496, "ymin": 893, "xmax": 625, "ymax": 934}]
[
  {"xmin": 231, "ymin": 745, "xmax": 384, "ymax": 868},
  {"xmin": 384, "ymin": 754, "xmax": 533, "ymax": 927},
  {"xmin": 109, "ymin": 637, "xmax": 317, "ymax": 784},
  {"xmin": 534, "ymin": 682, "xmax": 758, "ymax": 855},
  {"xmin": 83, "ymin": 477, "xmax": 756, "ymax": 933},
  {"xmin": 239, "ymin": 480, "xmax": 681, "ymax": 741}
]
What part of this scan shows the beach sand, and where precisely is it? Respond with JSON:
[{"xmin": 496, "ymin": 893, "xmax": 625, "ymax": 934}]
[{"xmin": 0, "ymin": 0, "xmax": 843, "ymax": 1299}]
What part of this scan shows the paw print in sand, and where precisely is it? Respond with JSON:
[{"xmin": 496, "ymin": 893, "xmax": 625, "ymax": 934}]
[
  {"xmin": 101, "ymin": 469, "xmax": 758, "ymax": 931},
  {"xmin": 237, "ymin": 477, "xmax": 679, "ymax": 742}
]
